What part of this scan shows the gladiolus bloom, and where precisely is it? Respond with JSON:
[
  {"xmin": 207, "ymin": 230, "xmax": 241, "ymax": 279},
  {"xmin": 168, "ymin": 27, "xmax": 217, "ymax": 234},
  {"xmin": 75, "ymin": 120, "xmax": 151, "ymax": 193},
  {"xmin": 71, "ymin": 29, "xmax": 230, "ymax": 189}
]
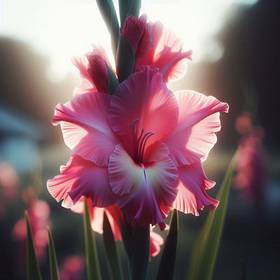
[
  {"xmin": 122, "ymin": 15, "xmax": 192, "ymax": 82},
  {"xmin": 48, "ymin": 66, "xmax": 228, "ymax": 228}
]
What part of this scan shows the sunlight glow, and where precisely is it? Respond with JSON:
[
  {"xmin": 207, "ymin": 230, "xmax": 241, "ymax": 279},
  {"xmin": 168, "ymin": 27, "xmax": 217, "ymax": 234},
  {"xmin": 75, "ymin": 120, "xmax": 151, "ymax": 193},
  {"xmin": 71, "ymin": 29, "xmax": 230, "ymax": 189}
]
[{"xmin": 0, "ymin": 0, "xmax": 257, "ymax": 80}]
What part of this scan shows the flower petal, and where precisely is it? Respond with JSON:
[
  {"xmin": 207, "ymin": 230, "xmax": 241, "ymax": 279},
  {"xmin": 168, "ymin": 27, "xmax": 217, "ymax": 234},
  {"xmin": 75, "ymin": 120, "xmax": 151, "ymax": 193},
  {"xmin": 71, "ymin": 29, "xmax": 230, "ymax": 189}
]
[
  {"xmin": 108, "ymin": 144, "xmax": 178, "ymax": 226},
  {"xmin": 150, "ymin": 231, "xmax": 164, "ymax": 257},
  {"xmin": 109, "ymin": 67, "xmax": 178, "ymax": 154},
  {"xmin": 135, "ymin": 20, "xmax": 191, "ymax": 82},
  {"xmin": 47, "ymin": 156, "xmax": 116, "ymax": 208},
  {"xmin": 70, "ymin": 197, "xmax": 122, "ymax": 241},
  {"xmin": 166, "ymin": 90, "xmax": 229, "ymax": 165},
  {"xmin": 173, "ymin": 163, "xmax": 218, "ymax": 215},
  {"xmin": 53, "ymin": 92, "xmax": 117, "ymax": 166}
]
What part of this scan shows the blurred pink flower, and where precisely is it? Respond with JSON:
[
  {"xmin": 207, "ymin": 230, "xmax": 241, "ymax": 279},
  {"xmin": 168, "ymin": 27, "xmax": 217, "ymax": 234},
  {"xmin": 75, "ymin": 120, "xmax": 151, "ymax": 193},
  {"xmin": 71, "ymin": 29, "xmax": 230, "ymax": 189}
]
[
  {"xmin": 235, "ymin": 112, "xmax": 253, "ymax": 135},
  {"xmin": 60, "ymin": 255, "xmax": 85, "ymax": 280},
  {"xmin": 13, "ymin": 189, "xmax": 50, "ymax": 260},
  {"xmin": 0, "ymin": 163, "xmax": 19, "ymax": 218},
  {"xmin": 0, "ymin": 162, "xmax": 18, "ymax": 200},
  {"xmin": 122, "ymin": 15, "xmax": 192, "ymax": 82},
  {"xmin": 48, "ymin": 66, "xmax": 228, "ymax": 228},
  {"xmin": 235, "ymin": 127, "xmax": 266, "ymax": 199}
]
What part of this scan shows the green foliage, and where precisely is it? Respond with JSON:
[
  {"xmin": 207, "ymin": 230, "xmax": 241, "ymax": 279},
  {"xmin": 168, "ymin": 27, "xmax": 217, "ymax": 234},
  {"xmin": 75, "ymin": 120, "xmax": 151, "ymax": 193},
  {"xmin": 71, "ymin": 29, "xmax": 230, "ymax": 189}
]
[
  {"xmin": 96, "ymin": 0, "xmax": 120, "ymax": 57},
  {"xmin": 103, "ymin": 213, "xmax": 123, "ymax": 280},
  {"xmin": 157, "ymin": 210, "xmax": 178, "ymax": 280},
  {"xmin": 25, "ymin": 211, "xmax": 42, "ymax": 280},
  {"xmin": 116, "ymin": 35, "xmax": 135, "ymax": 82},
  {"xmin": 121, "ymin": 222, "xmax": 150, "ymax": 280},
  {"xmin": 188, "ymin": 155, "xmax": 236, "ymax": 280},
  {"xmin": 83, "ymin": 200, "xmax": 101, "ymax": 280},
  {"xmin": 48, "ymin": 229, "xmax": 60, "ymax": 280}
]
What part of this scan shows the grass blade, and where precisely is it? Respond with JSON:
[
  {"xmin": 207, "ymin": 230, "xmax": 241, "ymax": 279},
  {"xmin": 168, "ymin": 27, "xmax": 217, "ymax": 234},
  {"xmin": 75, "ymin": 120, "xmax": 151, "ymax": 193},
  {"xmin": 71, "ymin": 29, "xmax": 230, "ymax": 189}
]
[
  {"xmin": 25, "ymin": 211, "xmax": 42, "ymax": 280},
  {"xmin": 188, "ymin": 154, "xmax": 236, "ymax": 280},
  {"xmin": 103, "ymin": 213, "xmax": 123, "ymax": 280},
  {"xmin": 48, "ymin": 229, "xmax": 60, "ymax": 280},
  {"xmin": 156, "ymin": 210, "xmax": 178, "ymax": 280},
  {"xmin": 83, "ymin": 200, "xmax": 101, "ymax": 280}
]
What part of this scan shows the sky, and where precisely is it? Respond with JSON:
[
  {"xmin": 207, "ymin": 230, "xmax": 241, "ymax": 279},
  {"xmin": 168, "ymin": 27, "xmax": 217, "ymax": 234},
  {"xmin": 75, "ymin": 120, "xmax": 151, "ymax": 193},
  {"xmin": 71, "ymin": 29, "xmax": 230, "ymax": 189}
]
[{"xmin": 0, "ymin": 0, "xmax": 257, "ymax": 80}]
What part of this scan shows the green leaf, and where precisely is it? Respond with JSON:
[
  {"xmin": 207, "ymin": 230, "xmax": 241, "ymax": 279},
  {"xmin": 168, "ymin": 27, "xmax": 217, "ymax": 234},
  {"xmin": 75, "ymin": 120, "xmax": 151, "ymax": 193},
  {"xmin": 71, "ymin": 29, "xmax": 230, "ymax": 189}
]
[
  {"xmin": 121, "ymin": 223, "xmax": 150, "ymax": 280},
  {"xmin": 107, "ymin": 66, "xmax": 119, "ymax": 94},
  {"xmin": 83, "ymin": 200, "xmax": 101, "ymax": 280},
  {"xmin": 96, "ymin": 0, "xmax": 120, "ymax": 57},
  {"xmin": 157, "ymin": 210, "xmax": 178, "ymax": 280},
  {"xmin": 188, "ymin": 154, "xmax": 236, "ymax": 280},
  {"xmin": 118, "ymin": 0, "xmax": 141, "ymax": 26},
  {"xmin": 48, "ymin": 229, "xmax": 60, "ymax": 280},
  {"xmin": 103, "ymin": 213, "xmax": 123, "ymax": 280},
  {"xmin": 116, "ymin": 35, "xmax": 135, "ymax": 82},
  {"xmin": 25, "ymin": 211, "xmax": 42, "ymax": 280}
]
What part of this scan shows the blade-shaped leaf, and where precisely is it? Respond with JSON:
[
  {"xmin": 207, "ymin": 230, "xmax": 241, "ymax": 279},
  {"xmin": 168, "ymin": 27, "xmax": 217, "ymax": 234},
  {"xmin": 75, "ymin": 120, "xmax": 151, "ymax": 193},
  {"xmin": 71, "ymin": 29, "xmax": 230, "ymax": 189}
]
[
  {"xmin": 188, "ymin": 154, "xmax": 236, "ymax": 280},
  {"xmin": 121, "ymin": 222, "xmax": 150, "ymax": 280},
  {"xmin": 83, "ymin": 200, "xmax": 101, "ymax": 280},
  {"xmin": 116, "ymin": 35, "xmax": 135, "ymax": 82},
  {"xmin": 157, "ymin": 210, "xmax": 178, "ymax": 280},
  {"xmin": 48, "ymin": 229, "xmax": 60, "ymax": 280},
  {"xmin": 103, "ymin": 213, "xmax": 123, "ymax": 280},
  {"xmin": 96, "ymin": 0, "xmax": 120, "ymax": 57},
  {"xmin": 118, "ymin": 0, "xmax": 141, "ymax": 26},
  {"xmin": 25, "ymin": 211, "xmax": 42, "ymax": 280}
]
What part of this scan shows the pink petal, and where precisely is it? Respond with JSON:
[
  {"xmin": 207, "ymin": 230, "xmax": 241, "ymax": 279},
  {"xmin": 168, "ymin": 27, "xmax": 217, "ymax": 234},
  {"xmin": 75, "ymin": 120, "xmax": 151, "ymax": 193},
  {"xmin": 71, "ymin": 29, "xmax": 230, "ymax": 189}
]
[
  {"xmin": 108, "ymin": 144, "xmax": 178, "ymax": 226},
  {"xmin": 150, "ymin": 231, "xmax": 164, "ymax": 257},
  {"xmin": 109, "ymin": 67, "xmax": 178, "ymax": 155},
  {"xmin": 53, "ymin": 92, "xmax": 117, "ymax": 166},
  {"xmin": 47, "ymin": 156, "xmax": 116, "ymax": 208},
  {"xmin": 72, "ymin": 47, "xmax": 112, "ymax": 95},
  {"xmin": 86, "ymin": 53, "xmax": 109, "ymax": 93},
  {"xmin": 173, "ymin": 163, "xmax": 218, "ymax": 215},
  {"xmin": 167, "ymin": 90, "xmax": 229, "ymax": 165},
  {"xmin": 122, "ymin": 15, "xmax": 151, "ymax": 58},
  {"xmin": 135, "ymin": 20, "xmax": 191, "ymax": 82},
  {"xmin": 69, "ymin": 197, "xmax": 122, "ymax": 241}
]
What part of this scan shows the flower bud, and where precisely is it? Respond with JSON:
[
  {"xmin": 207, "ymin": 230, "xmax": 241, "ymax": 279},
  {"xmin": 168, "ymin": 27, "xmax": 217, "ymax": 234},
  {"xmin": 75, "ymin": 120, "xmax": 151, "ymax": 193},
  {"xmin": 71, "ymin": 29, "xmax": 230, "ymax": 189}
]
[{"xmin": 87, "ymin": 54, "xmax": 109, "ymax": 93}]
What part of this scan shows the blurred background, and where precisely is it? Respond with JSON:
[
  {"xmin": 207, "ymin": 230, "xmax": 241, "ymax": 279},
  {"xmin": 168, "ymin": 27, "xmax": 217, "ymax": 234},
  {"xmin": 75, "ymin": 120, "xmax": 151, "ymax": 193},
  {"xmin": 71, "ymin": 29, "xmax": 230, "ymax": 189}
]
[{"xmin": 0, "ymin": 0, "xmax": 279, "ymax": 279}]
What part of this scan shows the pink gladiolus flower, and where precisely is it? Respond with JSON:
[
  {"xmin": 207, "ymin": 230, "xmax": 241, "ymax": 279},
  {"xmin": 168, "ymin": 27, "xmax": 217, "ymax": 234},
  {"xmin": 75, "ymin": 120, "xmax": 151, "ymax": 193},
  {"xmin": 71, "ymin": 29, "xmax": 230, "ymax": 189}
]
[
  {"xmin": 48, "ymin": 67, "xmax": 228, "ymax": 228},
  {"xmin": 122, "ymin": 15, "xmax": 192, "ymax": 82},
  {"xmin": 13, "ymin": 189, "xmax": 50, "ymax": 260}
]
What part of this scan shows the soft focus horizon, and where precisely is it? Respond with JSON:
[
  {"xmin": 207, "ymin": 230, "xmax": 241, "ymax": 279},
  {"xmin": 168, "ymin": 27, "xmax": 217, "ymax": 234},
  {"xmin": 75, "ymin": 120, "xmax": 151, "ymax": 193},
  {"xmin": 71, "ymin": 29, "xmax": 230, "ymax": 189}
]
[
  {"xmin": 1, "ymin": 0, "xmax": 280, "ymax": 279},
  {"xmin": 1, "ymin": 0, "xmax": 257, "ymax": 80}
]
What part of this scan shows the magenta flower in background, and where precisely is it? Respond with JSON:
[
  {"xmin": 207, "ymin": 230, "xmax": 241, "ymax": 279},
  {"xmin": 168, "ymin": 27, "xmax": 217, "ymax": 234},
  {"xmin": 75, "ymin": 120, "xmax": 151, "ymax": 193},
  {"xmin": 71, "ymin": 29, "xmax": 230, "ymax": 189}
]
[
  {"xmin": 0, "ymin": 163, "xmax": 19, "ymax": 218},
  {"xmin": 13, "ymin": 188, "xmax": 50, "ymax": 261},
  {"xmin": 235, "ymin": 116, "xmax": 266, "ymax": 201},
  {"xmin": 60, "ymin": 255, "xmax": 85, "ymax": 280},
  {"xmin": 47, "ymin": 64, "xmax": 228, "ymax": 228}
]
